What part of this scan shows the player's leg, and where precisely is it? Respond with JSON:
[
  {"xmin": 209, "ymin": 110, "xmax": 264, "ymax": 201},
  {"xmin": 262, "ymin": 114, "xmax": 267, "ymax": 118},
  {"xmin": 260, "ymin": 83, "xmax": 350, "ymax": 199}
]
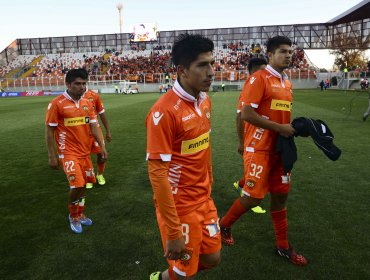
[
  {"xmin": 269, "ymin": 156, "xmax": 308, "ymax": 266},
  {"xmin": 220, "ymin": 152, "xmax": 269, "ymax": 245},
  {"xmin": 95, "ymin": 126, "xmax": 106, "ymax": 186},
  {"xmin": 233, "ymin": 178, "xmax": 266, "ymax": 214},
  {"xmin": 151, "ymin": 206, "xmax": 203, "ymax": 279},
  {"xmin": 198, "ymin": 199, "xmax": 221, "ymax": 272},
  {"xmin": 86, "ymin": 137, "xmax": 98, "ymax": 189},
  {"xmin": 78, "ymin": 156, "xmax": 95, "ymax": 226},
  {"xmin": 62, "ymin": 157, "xmax": 86, "ymax": 233},
  {"xmin": 96, "ymin": 152, "xmax": 106, "ymax": 185}
]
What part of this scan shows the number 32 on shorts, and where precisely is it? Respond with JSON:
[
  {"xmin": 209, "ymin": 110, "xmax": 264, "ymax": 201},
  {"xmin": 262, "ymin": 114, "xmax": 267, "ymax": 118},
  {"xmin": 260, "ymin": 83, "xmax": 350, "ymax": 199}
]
[{"xmin": 249, "ymin": 163, "xmax": 263, "ymax": 179}]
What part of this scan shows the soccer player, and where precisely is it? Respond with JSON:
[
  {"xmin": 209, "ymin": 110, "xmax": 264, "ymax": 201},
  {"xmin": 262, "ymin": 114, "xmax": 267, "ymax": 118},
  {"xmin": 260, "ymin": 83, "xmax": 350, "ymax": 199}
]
[
  {"xmin": 146, "ymin": 33, "xmax": 221, "ymax": 280},
  {"xmin": 45, "ymin": 68, "xmax": 108, "ymax": 234},
  {"xmin": 84, "ymin": 89, "xmax": 112, "ymax": 188},
  {"xmin": 234, "ymin": 57, "xmax": 268, "ymax": 214},
  {"xmin": 220, "ymin": 36, "xmax": 308, "ymax": 266}
]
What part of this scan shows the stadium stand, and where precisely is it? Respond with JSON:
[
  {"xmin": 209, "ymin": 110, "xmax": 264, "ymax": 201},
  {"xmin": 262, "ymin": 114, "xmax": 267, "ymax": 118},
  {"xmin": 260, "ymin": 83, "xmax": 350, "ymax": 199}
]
[{"xmin": 0, "ymin": 43, "xmax": 316, "ymax": 89}]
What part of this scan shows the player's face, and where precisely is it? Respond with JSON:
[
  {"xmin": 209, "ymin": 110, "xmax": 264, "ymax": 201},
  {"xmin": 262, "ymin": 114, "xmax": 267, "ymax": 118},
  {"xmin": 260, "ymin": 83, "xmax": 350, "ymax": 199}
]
[
  {"xmin": 268, "ymin": 44, "xmax": 292, "ymax": 71},
  {"xmin": 180, "ymin": 51, "xmax": 215, "ymax": 96},
  {"xmin": 67, "ymin": 78, "xmax": 87, "ymax": 100}
]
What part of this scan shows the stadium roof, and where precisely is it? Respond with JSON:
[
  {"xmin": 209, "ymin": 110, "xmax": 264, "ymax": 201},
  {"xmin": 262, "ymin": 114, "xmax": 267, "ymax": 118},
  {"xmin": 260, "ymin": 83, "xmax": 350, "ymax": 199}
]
[{"xmin": 326, "ymin": 0, "xmax": 370, "ymax": 25}]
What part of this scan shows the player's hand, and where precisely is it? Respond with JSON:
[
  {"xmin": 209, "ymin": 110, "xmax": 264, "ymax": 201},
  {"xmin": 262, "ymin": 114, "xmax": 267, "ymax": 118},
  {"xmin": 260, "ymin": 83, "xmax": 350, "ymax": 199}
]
[
  {"xmin": 277, "ymin": 124, "xmax": 296, "ymax": 138},
  {"xmin": 106, "ymin": 131, "xmax": 112, "ymax": 142},
  {"xmin": 164, "ymin": 236, "xmax": 186, "ymax": 260},
  {"xmin": 48, "ymin": 156, "xmax": 59, "ymax": 169},
  {"xmin": 101, "ymin": 147, "xmax": 108, "ymax": 162},
  {"xmin": 237, "ymin": 143, "xmax": 244, "ymax": 156}
]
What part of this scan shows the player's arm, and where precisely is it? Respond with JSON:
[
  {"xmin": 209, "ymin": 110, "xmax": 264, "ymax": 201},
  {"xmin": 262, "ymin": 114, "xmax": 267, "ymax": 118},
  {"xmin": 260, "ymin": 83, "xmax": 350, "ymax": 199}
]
[
  {"xmin": 241, "ymin": 106, "xmax": 295, "ymax": 137},
  {"xmin": 99, "ymin": 112, "xmax": 112, "ymax": 142},
  {"xmin": 236, "ymin": 112, "xmax": 244, "ymax": 155},
  {"xmin": 148, "ymin": 159, "xmax": 185, "ymax": 260},
  {"xmin": 90, "ymin": 122, "xmax": 108, "ymax": 160},
  {"xmin": 45, "ymin": 126, "xmax": 58, "ymax": 169}
]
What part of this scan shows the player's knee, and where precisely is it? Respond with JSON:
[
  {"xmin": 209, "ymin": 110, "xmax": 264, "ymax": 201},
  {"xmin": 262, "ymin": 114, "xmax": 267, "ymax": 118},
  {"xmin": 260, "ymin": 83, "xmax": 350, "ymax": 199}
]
[
  {"xmin": 240, "ymin": 196, "xmax": 261, "ymax": 208},
  {"xmin": 270, "ymin": 193, "xmax": 288, "ymax": 210},
  {"xmin": 97, "ymin": 153, "xmax": 104, "ymax": 163},
  {"xmin": 199, "ymin": 251, "xmax": 221, "ymax": 269}
]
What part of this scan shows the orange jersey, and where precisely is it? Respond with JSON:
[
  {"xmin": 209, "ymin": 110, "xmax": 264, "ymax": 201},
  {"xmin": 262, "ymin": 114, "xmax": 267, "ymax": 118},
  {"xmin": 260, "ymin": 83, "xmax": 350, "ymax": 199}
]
[
  {"xmin": 146, "ymin": 80, "xmax": 212, "ymax": 215},
  {"xmin": 84, "ymin": 89, "xmax": 105, "ymax": 117},
  {"xmin": 45, "ymin": 91, "xmax": 97, "ymax": 158},
  {"xmin": 240, "ymin": 65, "xmax": 293, "ymax": 152}
]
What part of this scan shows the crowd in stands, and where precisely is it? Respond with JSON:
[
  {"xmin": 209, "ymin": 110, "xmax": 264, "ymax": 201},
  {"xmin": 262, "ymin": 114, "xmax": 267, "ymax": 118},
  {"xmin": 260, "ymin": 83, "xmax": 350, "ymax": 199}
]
[{"xmin": 0, "ymin": 42, "xmax": 315, "ymax": 82}]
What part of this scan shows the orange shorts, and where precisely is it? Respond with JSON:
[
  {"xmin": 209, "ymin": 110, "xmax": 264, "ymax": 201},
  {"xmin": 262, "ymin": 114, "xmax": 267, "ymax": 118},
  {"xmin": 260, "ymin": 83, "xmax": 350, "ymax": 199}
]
[
  {"xmin": 90, "ymin": 127, "xmax": 104, "ymax": 154},
  {"xmin": 60, "ymin": 156, "xmax": 96, "ymax": 188},
  {"xmin": 242, "ymin": 152, "xmax": 291, "ymax": 199},
  {"xmin": 156, "ymin": 199, "xmax": 221, "ymax": 278}
]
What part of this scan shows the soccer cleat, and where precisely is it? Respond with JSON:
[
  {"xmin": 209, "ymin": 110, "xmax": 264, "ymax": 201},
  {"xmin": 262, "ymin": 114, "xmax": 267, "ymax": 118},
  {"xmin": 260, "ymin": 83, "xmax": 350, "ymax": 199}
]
[
  {"xmin": 149, "ymin": 271, "xmax": 162, "ymax": 280},
  {"xmin": 251, "ymin": 206, "xmax": 267, "ymax": 214},
  {"xmin": 219, "ymin": 219, "xmax": 234, "ymax": 246},
  {"xmin": 363, "ymin": 115, "xmax": 368, "ymax": 122},
  {"xmin": 96, "ymin": 174, "xmax": 106, "ymax": 186},
  {"xmin": 275, "ymin": 244, "xmax": 308, "ymax": 266},
  {"xmin": 69, "ymin": 215, "xmax": 82, "ymax": 234},
  {"xmin": 79, "ymin": 214, "xmax": 93, "ymax": 226},
  {"xmin": 86, "ymin": 183, "xmax": 93, "ymax": 189}
]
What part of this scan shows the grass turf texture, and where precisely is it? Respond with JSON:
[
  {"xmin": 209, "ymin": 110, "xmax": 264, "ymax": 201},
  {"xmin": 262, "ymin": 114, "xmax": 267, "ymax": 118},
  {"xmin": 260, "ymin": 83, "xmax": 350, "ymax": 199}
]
[{"xmin": 0, "ymin": 89, "xmax": 369, "ymax": 279}]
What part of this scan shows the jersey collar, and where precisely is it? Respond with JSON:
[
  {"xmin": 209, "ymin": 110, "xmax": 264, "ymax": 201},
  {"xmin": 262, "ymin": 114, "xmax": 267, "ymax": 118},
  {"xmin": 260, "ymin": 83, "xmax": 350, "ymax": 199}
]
[
  {"xmin": 173, "ymin": 80, "xmax": 206, "ymax": 103},
  {"xmin": 266, "ymin": 65, "xmax": 288, "ymax": 80},
  {"xmin": 63, "ymin": 90, "xmax": 86, "ymax": 108},
  {"xmin": 265, "ymin": 65, "xmax": 289, "ymax": 88}
]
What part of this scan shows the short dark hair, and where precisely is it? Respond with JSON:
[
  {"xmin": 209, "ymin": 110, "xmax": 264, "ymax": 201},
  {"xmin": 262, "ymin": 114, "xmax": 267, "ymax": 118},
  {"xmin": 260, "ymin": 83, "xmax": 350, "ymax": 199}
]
[
  {"xmin": 266, "ymin": 36, "xmax": 292, "ymax": 53},
  {"xmin": 172, "ymin": 33, "xmax": 214, "ymax": 69},
  {"xmin": 65, "ymin": 68, "xmax": 88, "ymax": 84},
  {"xmin": 247, "ymin": 57, "xmax": 268, "ymax": 73}
]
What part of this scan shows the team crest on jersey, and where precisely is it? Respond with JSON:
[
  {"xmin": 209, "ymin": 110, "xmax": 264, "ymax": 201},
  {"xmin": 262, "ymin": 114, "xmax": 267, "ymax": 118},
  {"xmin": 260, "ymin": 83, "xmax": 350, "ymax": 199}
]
[
  {"xmin": 246, "ymin": 180, "xmax": 256, "ymax": 188},
  {"xmin": 68, "ymin": 174, "xmax": 76, "ymax": 182},
  {"xmin": 83, "ymin": 105, "xmax": 89, "ymax": 111},
  {"xmin": 88, "ymin": 97, "xmax": 94, "ymax": 102},
  {"xmin": 204, "ymin": 107, "xmax": 211, "ymax": 119},
  {"xmin": 180, "ymin": 248, "xmax": 193, "ymax": 266}
]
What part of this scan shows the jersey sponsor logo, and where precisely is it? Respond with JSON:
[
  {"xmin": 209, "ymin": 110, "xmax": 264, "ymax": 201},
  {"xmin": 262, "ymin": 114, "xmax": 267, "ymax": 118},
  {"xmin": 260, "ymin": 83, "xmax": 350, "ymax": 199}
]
[
  {"xmin": 271, "ymin": 84, "xmax": 280, "ymax": 88},
  {"xmin": 63, "ymin": 105, "xmax": 75, "ymax": 109},
  {"xmin": 182, "ymin": 113, "xmax": 196, "ymax": 122},
  {"xmin": 270, "ymin": 99, "xmax": 292, "ymax": 111},
  {"xmin": 64, "ymin": 116, "xmax": 90, "ymax": 126},
  {"xmin": 181, "ymin": 132, "xmax": 210, "ymax": 155},
  {"xmin": 250, "ymin": 77, "xmax": 256, "ymax": 84},
  {"xmin": 266, "ymin": 75, "xmax": 273, "ymax": 79},
  {"xmin": 152, "ymin": 111, "xmax": 164, "ymax": 125}
]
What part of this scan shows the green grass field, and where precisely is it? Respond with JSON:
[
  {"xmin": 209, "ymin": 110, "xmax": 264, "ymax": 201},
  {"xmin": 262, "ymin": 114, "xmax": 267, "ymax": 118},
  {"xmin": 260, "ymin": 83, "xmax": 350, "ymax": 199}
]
[{"xmin": 1, "ymin": 89, "xmax": 370, "ymax": 279}]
